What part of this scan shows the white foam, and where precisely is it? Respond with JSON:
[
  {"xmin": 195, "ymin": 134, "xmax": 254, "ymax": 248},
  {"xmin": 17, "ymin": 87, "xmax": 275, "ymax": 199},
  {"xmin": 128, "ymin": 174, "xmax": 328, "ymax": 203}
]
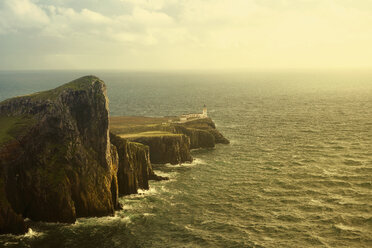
[
  {"xmin": 137, "ymin": 187, "xmax": 158, "ymax": 195},
  {"xmin": 334, "ymin": 224, "xmax": 359, "ymax": 232},
  {"xmin": 165, "ymin": 158, "xmax": 206, "ymax": 168},
  {"xmin": 24, "ymin": 228, "xmax": 43, "ymax": 238},
  {"xmin": 122, "ymin": 204, "xmax": 134, "ymax": 210},
  {"xmin": 322, "ymin": 169, "xmax": 338, "ymax": 176},
  {"xmin": 74, "ymin": 214, "xmax": 131, "ymax": 226},
  {"xmin": 143, "ymin": 213, "xmax": 155, "ymax": 217},
  {"xmin": 227, "ymin": 139, "xmax": 239, "ymax": 145},
  {"xmin": 309, "ymin": 199, "xmax": 323, "ymax": 205},
  {"xmin": 184, "ymin": 224, "xmax": 194, "ymax": 231},
  {"xmin": 152, "ymin": 170, "xmax": 175, "ymax": 179}
]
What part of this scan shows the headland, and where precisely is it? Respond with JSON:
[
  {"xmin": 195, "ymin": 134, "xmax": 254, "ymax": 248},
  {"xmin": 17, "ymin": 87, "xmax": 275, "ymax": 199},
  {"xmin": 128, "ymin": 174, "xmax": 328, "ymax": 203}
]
[
  {"xmin": 110, "ymin": 115, "xmax": 229, "ymax": 165},
  {"xmin": 0, "ymin": 76, "xmax": 229, "ymax": 234}
]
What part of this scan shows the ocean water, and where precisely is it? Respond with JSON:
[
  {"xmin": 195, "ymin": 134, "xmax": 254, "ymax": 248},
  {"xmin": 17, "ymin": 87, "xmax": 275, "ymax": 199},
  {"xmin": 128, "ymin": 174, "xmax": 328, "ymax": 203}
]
[{"xmin": 0, "ymin": 70, "xmax": 372, "ymax": 248}]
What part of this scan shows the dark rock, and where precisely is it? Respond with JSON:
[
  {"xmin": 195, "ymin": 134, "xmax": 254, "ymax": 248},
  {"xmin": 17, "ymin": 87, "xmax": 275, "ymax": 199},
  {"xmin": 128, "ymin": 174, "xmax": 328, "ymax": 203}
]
[
  {"xmin": 128, "ymin": 134, "xmax": 193, "ymax": 165},
  {"xmin": 0, "ymin": 177, "xmax": 27, "ymax": 234},
  {"xmin": 110, "ymin": 133, "xmax": 167, "ymax": 196},
  {"xmin": 170, "ymin": 117, "xmax": 230, "ymax": 148},
  {"xmin": 172, "ymin": 125, "xmax": 215, "ymax": 149},
  {"xmin": 0, "ymin": 76, "xmax": 118, "ymax": 234}
]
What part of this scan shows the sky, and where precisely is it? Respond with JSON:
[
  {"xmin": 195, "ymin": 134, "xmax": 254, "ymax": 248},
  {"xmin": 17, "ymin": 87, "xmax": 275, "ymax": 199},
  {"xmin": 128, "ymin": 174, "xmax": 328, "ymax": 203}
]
[{"xmin": 0, "ymin": 0, "xmax": 372, "ymax": 71}]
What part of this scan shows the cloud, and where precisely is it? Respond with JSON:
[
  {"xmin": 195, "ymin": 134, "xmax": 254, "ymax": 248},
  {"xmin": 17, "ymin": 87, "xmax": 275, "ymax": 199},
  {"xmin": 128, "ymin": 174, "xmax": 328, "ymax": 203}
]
[
  {"xmin": 0, "ymin": 0, "xmax": 372, "ymax": 70},
  {"xmin": 0, "ymin": 0, "xmax": 49, "ymax": 33},
  {"xmin": 120, "ymin": 0, "xmax": 178, "ymax": 11}
]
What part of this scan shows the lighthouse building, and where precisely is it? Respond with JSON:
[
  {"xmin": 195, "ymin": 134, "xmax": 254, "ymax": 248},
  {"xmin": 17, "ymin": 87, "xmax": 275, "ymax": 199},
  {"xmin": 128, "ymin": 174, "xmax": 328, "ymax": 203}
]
[
  {"xmin": 179, "ymin": 105, "xmax": 208, "ymax": 122},
  {"xmin": 202, "ymin": 104, "xmax": 207, "ymax": 118}
]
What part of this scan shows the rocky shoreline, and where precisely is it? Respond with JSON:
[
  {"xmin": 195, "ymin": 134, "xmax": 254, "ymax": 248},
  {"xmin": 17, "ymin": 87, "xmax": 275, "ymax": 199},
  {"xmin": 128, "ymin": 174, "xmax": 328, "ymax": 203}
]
[
  {"xmin": 110, "ymin": 115, "xmax": 230, "ymax": 164},
  {"xmin": 0, "ymin": 76, "xmax": 229, "ymax": 235}
]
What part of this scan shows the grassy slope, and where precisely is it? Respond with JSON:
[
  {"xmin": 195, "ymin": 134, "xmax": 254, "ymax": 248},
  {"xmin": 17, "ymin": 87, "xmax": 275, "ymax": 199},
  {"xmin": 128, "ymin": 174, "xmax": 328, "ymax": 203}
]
[
  {"xmin": 0, "ymin": 76, "xmax": 97, "ymax": 146},
  {"xmin": 26, "ymin": 75, "xmax": 98, "ymax": 101},
  {"xmin": 0, "ymin": 76, "xmax": 99, "ymax": 105},
  {"xmin": 0, "ymin": 116, "xmax": 35, "ymax": 146},
  {"xmin": 110, "ymin": 116, "xmax": 213, "ymax": 138},
  {"xmin": 110, "ymin": 116, "xmax": 175, "ymax": 135},
  {"xmin": 119, "ymin": 131, "xmax": 181, "ymax": 139}
]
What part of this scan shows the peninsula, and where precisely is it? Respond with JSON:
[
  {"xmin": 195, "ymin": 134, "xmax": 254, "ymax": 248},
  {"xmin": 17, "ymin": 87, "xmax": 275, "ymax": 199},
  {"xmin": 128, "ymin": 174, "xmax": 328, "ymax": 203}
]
[
  {"xmin": 110, "ymin": 113, "xmax": 229, "ymax": 165},
  {"xmin": 0, "ymin": 76, "xmax": 229, "ymax": 234}
]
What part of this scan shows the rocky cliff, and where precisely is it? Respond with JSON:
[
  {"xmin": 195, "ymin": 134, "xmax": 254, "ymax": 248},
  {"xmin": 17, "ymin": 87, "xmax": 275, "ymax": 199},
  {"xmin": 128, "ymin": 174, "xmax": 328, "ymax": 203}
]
[
  {"xmin": 0, "ymin": 76, "xmax": 119, "ymax": 234},
  {"xmin": 171, "ymin": 125, "xmax": 215, "ymax": 149},
  {"xmin": 109, "ymin": 116, "xmax": 229, "ymax": 163},
  {"xmin": 170, "ymin": 118, "xmax": 230, "ymax": 149},
  {"xmin": 110, "ymin": 133, "xmax": 167, "ymax": 196},
  {"xmin": 0, "ymin": 75, "xmax": 228, "ymax": 235},
  {"xmin": 124, "ymin": 133, "xmax": 193, "ymax": 165}
]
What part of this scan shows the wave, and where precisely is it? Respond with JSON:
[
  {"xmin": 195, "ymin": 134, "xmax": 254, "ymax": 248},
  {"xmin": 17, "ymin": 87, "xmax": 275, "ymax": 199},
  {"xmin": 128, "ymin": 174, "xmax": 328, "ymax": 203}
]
[
  {"xmin": 164, "ymin": 158, "xmax": 206, "ymax": 168},
  {"xmin": 344, "ymin": 159, "xmax": 363, "ymax": 166},
  {"xmin": 75, "ymin": 215, "xmax": 132, "ymax": 226},
  {"xmin": 24, "ymin": 228, "xmax": 43, "ymax": 238},
  {"xmin": 152, "ymin": 170, "xmax": 176, "ymax": 179},
  {"xmin": 136, "ymin": 187, "xmax": 159, "ymax": 196}
]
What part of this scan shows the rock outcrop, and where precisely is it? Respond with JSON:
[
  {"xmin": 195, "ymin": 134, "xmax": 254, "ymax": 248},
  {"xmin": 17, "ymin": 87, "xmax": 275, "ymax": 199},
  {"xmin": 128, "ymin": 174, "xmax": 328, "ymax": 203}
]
[
  {"xmin": 171, "ymin": 125, "xmax": 215, "ymax": 149},
  {"xmin": 126, "ymin": 134, "xmax": 193, "ymax": 165},
  {"xmin": 110, "ymin": 133, "xmax": 167, "ymax": 196},
  {"xmin": 109, "ymin": 116, "xmax": 229, "ymax": 164},
  {"xmin": 0, "ymin": 76, "xmax": 119, "ymax": 234},
  {"xmin": 0, "ymin": 178, "xmax": 26, "ymax": 234},
  {"xmin": 170, "ymin": 118, "xmax": 230, "ymax": 149}
]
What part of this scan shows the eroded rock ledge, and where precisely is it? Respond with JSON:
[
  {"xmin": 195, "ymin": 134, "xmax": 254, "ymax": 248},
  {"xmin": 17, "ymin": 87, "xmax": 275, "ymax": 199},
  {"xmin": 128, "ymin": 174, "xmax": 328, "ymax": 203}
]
[
  {"xmin": 122, "ymin": 133, "xmax": 193, "ymax": 165},
  {"xmin": 110, "ymin": 133, "xmax": 167, "ymax": 196},
  {"xmin": 110, "ymin": 116, "xmax": 230, "ymax": 164},
  {"xmin": 170, "ymin": 118, "xmax": 230, "ymax": 149}
]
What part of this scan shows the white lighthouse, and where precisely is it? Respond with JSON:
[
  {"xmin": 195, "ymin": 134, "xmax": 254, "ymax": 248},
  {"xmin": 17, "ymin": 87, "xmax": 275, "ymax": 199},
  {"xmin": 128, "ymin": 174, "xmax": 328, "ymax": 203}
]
[{"xmin": 202, "ymin": 104, "xmax": 207, "ymax": 118}]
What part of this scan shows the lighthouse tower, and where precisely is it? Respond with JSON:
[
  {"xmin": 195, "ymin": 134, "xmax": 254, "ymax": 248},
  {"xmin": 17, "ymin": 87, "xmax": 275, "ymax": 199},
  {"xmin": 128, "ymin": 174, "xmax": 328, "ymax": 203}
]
[{"xmin": 202, "ymin": 104, "xmax": 207, "ymax": 118}]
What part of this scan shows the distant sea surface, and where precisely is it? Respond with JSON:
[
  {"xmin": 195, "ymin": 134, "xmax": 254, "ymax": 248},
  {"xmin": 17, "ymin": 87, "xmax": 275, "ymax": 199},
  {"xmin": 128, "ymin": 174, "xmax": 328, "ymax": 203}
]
[{"xmin": 0, "ymin": 70, "xmax": 372, "ymax": 248}]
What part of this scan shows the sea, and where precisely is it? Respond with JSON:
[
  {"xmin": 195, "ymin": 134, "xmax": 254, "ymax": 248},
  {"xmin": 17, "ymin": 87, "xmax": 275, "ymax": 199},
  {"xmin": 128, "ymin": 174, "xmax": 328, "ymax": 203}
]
[{"xmin": 0, "ymin": 70, "xmax": 371, "ymax": 248}]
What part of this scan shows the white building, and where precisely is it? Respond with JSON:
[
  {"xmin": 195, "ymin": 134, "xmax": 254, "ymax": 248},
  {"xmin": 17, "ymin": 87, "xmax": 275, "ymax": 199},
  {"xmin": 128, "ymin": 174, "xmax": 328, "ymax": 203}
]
[{"xmin": 179, "ymin": 105, "xmax": 208, "ymax": 122}]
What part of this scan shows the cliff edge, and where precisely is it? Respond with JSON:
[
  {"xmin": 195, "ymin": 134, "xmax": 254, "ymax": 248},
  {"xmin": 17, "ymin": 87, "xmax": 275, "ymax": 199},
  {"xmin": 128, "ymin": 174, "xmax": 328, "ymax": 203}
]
[
  {"xmin": 121, "ymin": 132, "xmax": 193, "ymax": 165},
  {"xmin": 110, "ymin": 116, "xmax": 230, "ymax": 163},
  {"xmin": 171, "ymin": 117, "xmax": 230, "ymax": 149},
  {"xmin": 0, "ymin": 76, "xmax": 229, "ymax": 234},
  {"xmin": 110, "ymin": 133, "xmax": 167, "ymax": 195},
  {"xmin": 0, "ymin": 76, "xmax": 119, "ymax": 234}
]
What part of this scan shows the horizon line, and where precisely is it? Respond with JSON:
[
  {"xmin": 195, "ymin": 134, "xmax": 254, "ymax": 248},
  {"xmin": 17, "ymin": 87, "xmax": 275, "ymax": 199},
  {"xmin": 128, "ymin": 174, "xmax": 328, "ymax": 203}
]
[{"xmin": 1, "ymin": 67, "xmax": 372, "ymax": 73}]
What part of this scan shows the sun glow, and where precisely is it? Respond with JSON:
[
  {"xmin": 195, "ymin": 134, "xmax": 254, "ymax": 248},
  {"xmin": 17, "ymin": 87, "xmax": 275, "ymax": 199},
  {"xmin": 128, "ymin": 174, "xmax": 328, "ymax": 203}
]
[{"xmin": 0, "ymin": 0, "xmax": 371, "ymax": 70}]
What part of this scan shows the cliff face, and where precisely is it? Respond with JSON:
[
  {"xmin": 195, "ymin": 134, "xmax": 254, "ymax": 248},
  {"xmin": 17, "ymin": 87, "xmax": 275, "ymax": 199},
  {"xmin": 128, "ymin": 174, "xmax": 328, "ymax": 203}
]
[
  {"xmin": 0, "ymin": 178, "xmax": 26, "ymax": 234},
  {"xmin": 171, "ymin": 118, "xmax": 230, "ymax": 149},
  {"xmin": 127, "ymin": 134, "xmax": 193, "ymax": 165},
  {"xmin": 0, "ymin": 76, "xmax": 119, "ymax": 234},
  {"xmin": 109, "ymin": 116, "xmax": 229, "ymax": 164},
  {"xmin": 172, "ymin": 125, "xmax": 215, "ymax": 149},
  {"xmin": 110, "ymin": 133, "xmax": 166, "ymax": 196},
  {"xmin": 0, "ymin": 76, "xmax": 228, "ymax": 235}
]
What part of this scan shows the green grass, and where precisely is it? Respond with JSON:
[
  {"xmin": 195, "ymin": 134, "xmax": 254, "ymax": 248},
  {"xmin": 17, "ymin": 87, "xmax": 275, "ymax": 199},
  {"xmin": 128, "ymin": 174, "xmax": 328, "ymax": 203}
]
[
  {"xmin": 110, "ymin": 116, "xmax": 213, "ymax": 140},
  {"xmin": 110, "ymin": 116, "xmax": 174, "ymax": 135},
  {"xmin": 119, "ymin": 131, "xmax": 181, "ymax": 139},
  {"xmin": 111, "ymin": 124, "xmax": 166, "ymax": 135},
  {"xmin": 0, "ymin": 76, "xmax": 101, "ymax": 105},
  {"xmin": 0, "ymin": 116, "xmax": 35, "ymax": 146},
  {"xmin": 128, "ymin": 141, "xmax": 148, "ymax": 150},
  {"xmin": 29, "ymin": 75, "xmax": 100, "ymax": 101}
]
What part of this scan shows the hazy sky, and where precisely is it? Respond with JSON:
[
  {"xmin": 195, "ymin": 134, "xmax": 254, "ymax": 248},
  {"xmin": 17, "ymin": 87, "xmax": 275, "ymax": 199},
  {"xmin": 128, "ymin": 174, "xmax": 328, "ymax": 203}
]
[{"xmin": 0, "ymin": 0, "xmax": 371, "ymax": 70}]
